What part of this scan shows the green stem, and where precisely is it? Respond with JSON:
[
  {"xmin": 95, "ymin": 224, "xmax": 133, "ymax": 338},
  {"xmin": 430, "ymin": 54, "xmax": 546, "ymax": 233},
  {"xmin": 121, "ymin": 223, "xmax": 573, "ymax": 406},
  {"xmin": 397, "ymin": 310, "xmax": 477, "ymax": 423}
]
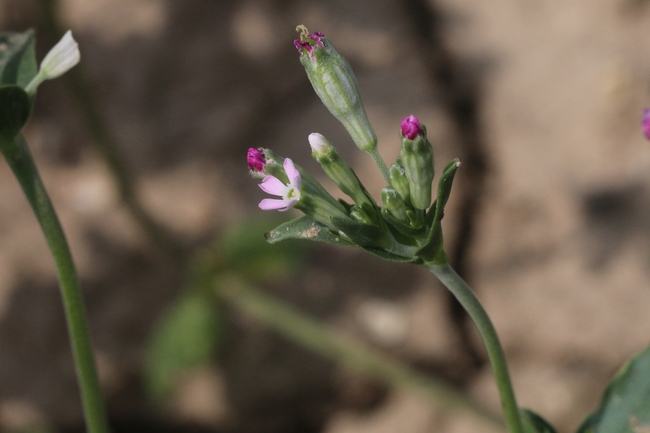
[
  {"xmin": 367, "ymin": 148, "xmax": 391, "ymax": 185},
  {"xmin": 216, "ymin": 273, "xmax": 504, "ymax": 427},
  {"xmin": 1, "ymin": 134, "xmax": 109, "ymax": 433},
  {"xmin": 426, "ymin": 262, "xmax": 523, "ymax": 433}
]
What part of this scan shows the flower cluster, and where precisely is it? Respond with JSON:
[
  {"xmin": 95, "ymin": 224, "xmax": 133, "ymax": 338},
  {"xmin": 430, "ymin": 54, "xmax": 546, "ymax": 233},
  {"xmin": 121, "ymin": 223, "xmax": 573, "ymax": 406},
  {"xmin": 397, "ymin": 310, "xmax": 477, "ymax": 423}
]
[{"xmin": 247, "ymin": 27, "xmax": 460, "ymax": 265}]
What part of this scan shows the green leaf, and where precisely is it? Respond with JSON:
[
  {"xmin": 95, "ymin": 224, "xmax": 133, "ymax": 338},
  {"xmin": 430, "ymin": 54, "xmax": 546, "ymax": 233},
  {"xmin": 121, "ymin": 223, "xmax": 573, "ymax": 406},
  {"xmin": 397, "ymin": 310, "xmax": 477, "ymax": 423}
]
[
  {"xmin": 0, "ymin": 85, "xmax": 30, "ymax": 142},
  {"xmin": 0, "ymin": 30, "xmax": 37, "ymax": 87},
  {"xmin": 521, "ymin": 408, "xmax": 557, "ymax": 433},
  {"xmin": 576, "ymin": 343, "xmax": 650, "ymax": 433},
  {"xmin": 145, "ymin": 291, "xmax": 222, "ymax": 401},
  {"xmin": 265, "ymin": 215, "xmax": 356, "ymax": 247},
  {"xmin": 416, "ymin": 158, "xmax": 461, "ymax": 263}
]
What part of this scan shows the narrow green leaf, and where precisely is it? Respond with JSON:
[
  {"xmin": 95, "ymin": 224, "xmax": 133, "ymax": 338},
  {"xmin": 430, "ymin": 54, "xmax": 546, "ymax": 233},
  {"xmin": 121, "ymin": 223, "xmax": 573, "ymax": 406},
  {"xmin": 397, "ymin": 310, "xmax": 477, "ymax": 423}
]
[
  {"xmin": 145, "ymin": 292, "xmax": 221, "ymax": 401},
  {"xmin": 0, "ymin": 30, "xmax": 37, "ymax": 87},
  {"xmin": 520, "ymin": 408, "xmax": 557, "ymax": 433},
  {"xmin": 265, "ymin": 215, "xmax": 356, "ymax": 247},
  {"xmin": 576, "ymin": 343, "xmax": 650, "ymax": 433},
  {"xmin": 0, "ymin": 85, "xmax": 30, "ymax": 142}
]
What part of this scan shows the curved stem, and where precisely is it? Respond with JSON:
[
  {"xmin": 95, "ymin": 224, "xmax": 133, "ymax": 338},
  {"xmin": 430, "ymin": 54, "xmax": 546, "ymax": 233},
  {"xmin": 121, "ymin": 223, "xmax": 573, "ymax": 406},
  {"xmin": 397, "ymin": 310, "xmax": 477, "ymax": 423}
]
[
  {"xmin": 426, "ymin": 262, "xmax": 523, "ymax": 433},
  {"xmin": 0, "ymin": 135, "xmax": 109, "ymax": 433}
]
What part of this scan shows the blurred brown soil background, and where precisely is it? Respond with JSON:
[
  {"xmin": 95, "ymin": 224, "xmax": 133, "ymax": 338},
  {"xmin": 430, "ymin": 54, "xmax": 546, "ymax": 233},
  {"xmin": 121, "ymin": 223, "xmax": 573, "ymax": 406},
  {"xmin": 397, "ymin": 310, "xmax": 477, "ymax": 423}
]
[{"xmin": 1, "ymin": 0, "xmax": 650, "ymax": 432}]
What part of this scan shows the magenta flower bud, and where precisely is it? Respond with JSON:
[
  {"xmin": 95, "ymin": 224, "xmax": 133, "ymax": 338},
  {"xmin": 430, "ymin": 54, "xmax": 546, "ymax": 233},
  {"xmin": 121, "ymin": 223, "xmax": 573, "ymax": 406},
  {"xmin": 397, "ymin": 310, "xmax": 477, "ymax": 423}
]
[
  {"xmin": 247, "ymin": 147, "xmax": 266, "ymax": 174},
  {"xmin": 401, "ymin": 115, "xmax": 422, "ymax": 140},
  {"xmin": 642, "ymin": 109, "xmax": 650, "ymax": 141}
]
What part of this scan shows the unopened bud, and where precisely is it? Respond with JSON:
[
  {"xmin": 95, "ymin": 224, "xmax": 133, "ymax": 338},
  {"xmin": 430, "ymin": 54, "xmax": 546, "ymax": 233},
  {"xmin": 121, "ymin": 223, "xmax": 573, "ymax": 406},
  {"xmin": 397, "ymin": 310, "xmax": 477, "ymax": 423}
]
[
  {"xmin": 399, "ymin": 115, "xmax": 434, "ymax": 210},
  {"xmin": 388, "ymin": 161, "xmax": 411, "ymax": 206},
  {"xmin": 295, "ymin": 26, "xmax": 377, "ymax": 153},
  {"xmin": 381, "ymin": 188, "xmax": 408, "ymax": 223},
  {"xmin": 643, "ymin": 108, "xmax": 650, "ymax": 141},
  {"xmin": 309, "ymin": 133, "xmax": 375, "ymax": 213},
  {"xmin": 25, "ymin": 30, "xmax": 80, "ymax": 94}
]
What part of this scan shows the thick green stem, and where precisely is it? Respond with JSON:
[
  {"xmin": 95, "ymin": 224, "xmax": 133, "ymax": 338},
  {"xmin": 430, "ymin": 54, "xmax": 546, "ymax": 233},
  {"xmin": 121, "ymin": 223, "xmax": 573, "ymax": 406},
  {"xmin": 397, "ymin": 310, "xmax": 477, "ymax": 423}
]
[
  {"xmin": 426, "ymin": 262, "xmax": 523, "ymax": 433},
  {"xmin": 1, "ymin": 134, "xmax": 109, "ymax": 433},
  {"xmin": 216, "ymin": 273, "xmax": 503, "ymax": 427}
]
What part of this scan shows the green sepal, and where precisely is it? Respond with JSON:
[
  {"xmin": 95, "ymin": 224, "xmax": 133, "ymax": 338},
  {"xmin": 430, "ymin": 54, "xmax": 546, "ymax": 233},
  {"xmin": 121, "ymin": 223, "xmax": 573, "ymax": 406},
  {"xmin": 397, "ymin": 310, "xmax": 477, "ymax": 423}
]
[
  {"xmin": 265, "ymin": 215, "xmax": 356, "ymax": 247},
  {"xmin": 416, "ymin": 158, "xmax": 461, "ymax": 264},
  {"xmin": 0, "ymin": 30, "xmax": 37, "ymax": 88},
  {"xmin": 575, "ymin": 342, "xmax": 650, "ymax": 433},
  {"xmin": 520, "ymin": 408, "xmax": 557, "ymax": 433},
  {"xmin": 0, "ymin": 85, "xmax": 31, "ymax": 143}
]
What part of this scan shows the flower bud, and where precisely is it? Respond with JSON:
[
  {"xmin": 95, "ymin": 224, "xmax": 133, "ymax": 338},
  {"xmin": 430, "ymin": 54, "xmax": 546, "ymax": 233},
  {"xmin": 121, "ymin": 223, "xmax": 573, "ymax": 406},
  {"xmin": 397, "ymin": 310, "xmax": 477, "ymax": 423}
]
[
  {"xmin": 295, "ymin": 26, "xmax": 377, "ymax": 153},
  {"xmin": 309, "ymin": 133, "xmax": 376, "ymax": 214},
  {"xmin": 247, "ymin": 147, "xmax": 267, "ymax": 178},
  {"xmin": 388, "ymin": 161, "xmax": 411, "ymax": 206},
  {"xmin": 25, "ymin": 30, "xmax": 80, "ymax": 94},
  {"xmin": 643, "ymin": 108, "xmax": 650, "ymax": 141},
  {"xmin": 399, "ymin": 115, "xmax": 434, "ymax": 210},
  {"xmin": 381, "ymin": 188, "xmax": 408, "ymax": 223}
]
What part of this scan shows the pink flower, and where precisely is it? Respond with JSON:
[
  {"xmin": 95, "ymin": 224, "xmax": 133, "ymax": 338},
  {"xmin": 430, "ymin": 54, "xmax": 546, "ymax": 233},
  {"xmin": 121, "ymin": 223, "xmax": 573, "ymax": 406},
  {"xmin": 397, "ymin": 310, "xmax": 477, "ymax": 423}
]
[
  {"xmin": 401, "ymin": 115, "xmax": 422, "ymax": 140},
  {"xmin": 293, "ymin": 30, "xmax": 325, "ymax": 57},
  {"xmin": 643, "ymin": 109, "xmax": 650, "ymax": 141},
  {"xmin": 258, "ymin": 158, "xmax": 302, "ymax": 211},
  {"xmin": 247, "ymin": 147, "xmax": 266, "ymax": 173}
]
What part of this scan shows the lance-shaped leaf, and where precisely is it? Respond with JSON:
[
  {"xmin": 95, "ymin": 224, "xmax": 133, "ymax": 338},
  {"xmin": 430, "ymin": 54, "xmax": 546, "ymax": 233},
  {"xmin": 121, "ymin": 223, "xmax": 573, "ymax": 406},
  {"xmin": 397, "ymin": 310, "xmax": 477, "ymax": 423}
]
[
  {"xmin": 575, "ymin": 343, "xmax": 650, "ymax": 433},
  {"xmin": 416, "ymin": 158, "xmax": 461, "ymax": 264},
  {"xmin": 0, "ymin": 30, "xmax": 37, "ymax": 88},
  {"xmin": 265, "ymin": 215, "xmax": 356, "ymax": 247}
]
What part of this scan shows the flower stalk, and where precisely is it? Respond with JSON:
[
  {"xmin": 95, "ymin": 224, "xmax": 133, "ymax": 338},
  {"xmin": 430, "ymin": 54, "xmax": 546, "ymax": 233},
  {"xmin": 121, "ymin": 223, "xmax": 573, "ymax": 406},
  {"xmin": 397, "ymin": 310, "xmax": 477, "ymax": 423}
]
[
  {"xmin": 426, "ymin": 263, "xmax": 524, "ymax": 433},
  {"xmin": 0, "ymin": 134, "xmax": 109, "ymax": 433}
]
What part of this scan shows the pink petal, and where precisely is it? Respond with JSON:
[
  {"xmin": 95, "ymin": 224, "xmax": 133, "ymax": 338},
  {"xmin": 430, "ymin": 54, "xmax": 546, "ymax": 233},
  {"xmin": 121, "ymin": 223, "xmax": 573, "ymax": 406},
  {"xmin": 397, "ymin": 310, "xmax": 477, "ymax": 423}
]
[
  {"xmin": 283, "ymin": 158, "xmax": 301, "ymax": 191},
  {"xmin": 259, "ymin": 176, "xmax": 287, "ymax": 195},
  {"xmin": 259, "ymin": 198, "xmax": 289, "ymax": 210}
]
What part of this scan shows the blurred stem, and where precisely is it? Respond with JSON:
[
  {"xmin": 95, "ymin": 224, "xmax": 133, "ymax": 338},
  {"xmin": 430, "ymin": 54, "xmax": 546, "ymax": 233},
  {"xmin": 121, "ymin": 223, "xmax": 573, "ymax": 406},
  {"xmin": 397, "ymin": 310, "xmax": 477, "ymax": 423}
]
[
  {"xmin": 426, "ymin": 262, "xmax": 523, "ymax": 433},
  {"xmin": 367, "ymin": 148, "xmax": 391, "ymax": 185},
  {"xmin": 0, "ymin": 134, "xmax": 109, "ymax": 433},
  {"xmin": 34, "ymin": 0, "xmax": 184, "ymax": 261},
  {"xmin": 216, "ymin": 273, "xmax": 504, "ymax": 428}
]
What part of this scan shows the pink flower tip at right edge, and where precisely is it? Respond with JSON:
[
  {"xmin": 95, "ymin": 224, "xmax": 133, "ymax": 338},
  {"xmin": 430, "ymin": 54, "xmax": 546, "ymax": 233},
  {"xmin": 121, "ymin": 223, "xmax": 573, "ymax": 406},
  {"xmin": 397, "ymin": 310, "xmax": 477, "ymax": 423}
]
[
  {"xmin": 401, "ymin": 115, "xmax": 422, "ymax": 140},
  {"xmin": 643, "ymin": 109, "xmax": 650, "ymax": 141}
]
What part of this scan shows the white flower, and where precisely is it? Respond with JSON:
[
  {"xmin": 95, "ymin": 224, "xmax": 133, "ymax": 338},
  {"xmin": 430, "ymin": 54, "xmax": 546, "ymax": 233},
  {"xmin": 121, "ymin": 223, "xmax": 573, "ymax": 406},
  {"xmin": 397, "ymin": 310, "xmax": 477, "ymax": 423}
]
[
  {"xmin": 40, "ymin": 31, "xmax": 80, "ymax": 80},
  {"xmin": 25, "ymin": 31, "xmax": 80, "ymax": 94},
  {"xmin": 258, "ymin": 158, "xmax": 302, "ymax": 211}
]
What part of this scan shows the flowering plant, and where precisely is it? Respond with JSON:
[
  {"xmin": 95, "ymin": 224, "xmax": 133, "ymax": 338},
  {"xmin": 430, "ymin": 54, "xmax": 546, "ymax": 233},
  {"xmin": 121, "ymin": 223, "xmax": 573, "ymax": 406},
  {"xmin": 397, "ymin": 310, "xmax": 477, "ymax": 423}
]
[{"xmin": 247, "ymin": 26, "xmax": 650, "ymax": 433}]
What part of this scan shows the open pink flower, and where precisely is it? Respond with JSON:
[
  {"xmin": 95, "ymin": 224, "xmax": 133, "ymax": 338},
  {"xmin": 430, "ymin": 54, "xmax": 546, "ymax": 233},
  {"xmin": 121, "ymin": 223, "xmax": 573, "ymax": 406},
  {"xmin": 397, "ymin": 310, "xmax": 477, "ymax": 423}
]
[{"xmin": 258, "ymin": 158, "xmax": 302, "ymax": 211}]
